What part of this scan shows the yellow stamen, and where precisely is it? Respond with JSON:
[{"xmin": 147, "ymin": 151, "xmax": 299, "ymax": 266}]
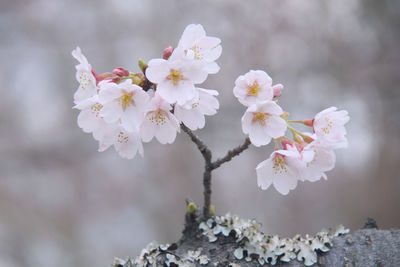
[
  {"xmin": 272, "ymin": 155, "xmax": 288, "ymax": 175},
  {"xmin": 79, "ymin": 72, "xmax": 92, "ymax": 89},
  {"xmin": 90, "ymin": 103, "xmax": 103, "ymax": 117},
  {"xmin": 322, "ymin": 117, "xmax": 334, "ymax": 134},
  {"xmin": 117, "ymin": 131, "xmax": 129, "ymax": 144},
  {"xmin": 252, "ymin": 112, "xmax": 269, "ymax": 125},
  {"xmin": 149, "ymin": 110, "xmax": 167, "ymax": 126},
  {"xmin": 247, "ymin": 80, "xmax": 260, "ymax": 96},
  {"xmin": 117, "ymin": 91, "xmax": 134, "ymax": 111},
  {"xmin": 166, "ymin": 69, "xmax": 186, "ymax": 86},
  {"xmin": 190, "ymin": 45, "xmax": 203, "ymax": 60}
]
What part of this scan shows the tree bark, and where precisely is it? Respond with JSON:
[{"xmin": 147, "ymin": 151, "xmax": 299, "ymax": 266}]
[{"xmin": 158, "ymin": 215, "xmax": 400, "ymax": 266}]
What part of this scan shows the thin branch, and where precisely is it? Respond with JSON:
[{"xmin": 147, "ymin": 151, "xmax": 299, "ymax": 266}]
[
  {"xmin": 211, "ymin": 137, "xmax": 251, "ymax": 170},
  {"xmin": 181, "ymin": 125, "xmax": 251, "ymax": 219},
  {"xmin": 181, "ymin": 124, "xmax": 213, "ymax": 219},
  {"xmin": 180, "ymin": 124, "xmax": 212, "ymax": 164}
]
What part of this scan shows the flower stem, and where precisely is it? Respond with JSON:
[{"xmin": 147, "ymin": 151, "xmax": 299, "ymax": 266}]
[{"xmin": 286, "ymin": 120, "xmax": 304, "ymax": 123}]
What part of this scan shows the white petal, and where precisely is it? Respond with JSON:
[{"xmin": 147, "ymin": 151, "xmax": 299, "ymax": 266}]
[
  {"xmin": 273, "ymin": 169, "xmax": 298, "ymax": 195},
  {"xmin": 264, "ymin": 115, "xmax": 287, "ymax": 138},
  {"xmin": 248, "ymin": 123, "xmax": 271, "ymax": 147},
  {"xmin": 178, "ymin": 24, "xmax": 206, "ymax": 48},
  {"xmin": 100, "ymin": 101, "xmax": 122, "ymax": 123},
  {"xmin": 98, "ymin": 82, "xmax": 121, "ymax": 103},
  {"xmin": 77, "ymin": 109, "xmax": 100, "ymax": 133},
  {"xmin": 204, "ymin": 62, "xmax": 220, "ymax": 74},
  {"xmin": 140, "ymin": 116, "xmax": 156, "ymax": 143},
  {"xmin": 145, "ymin": 59, "xmax": 170, "ymax": 83},
  {"xmin": 260, "ymin": 101, "xmax": 283, "ymax": 115},
  {"xmin": 155, "ymin": 119, "xmax": 178, "ymax": 144},
  {"xmin": 256, "ymin": 159, "xmax": 274, "ymax": 190}
]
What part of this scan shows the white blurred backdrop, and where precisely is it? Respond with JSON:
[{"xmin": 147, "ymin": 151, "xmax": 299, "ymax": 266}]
[{"xmin": 1, "ymin": 0, "xmax": 399, "ymax": 266}]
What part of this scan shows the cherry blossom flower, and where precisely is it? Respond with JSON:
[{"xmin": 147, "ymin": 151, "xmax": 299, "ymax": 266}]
[
  {"xmin": 298, "ymin": 141, "xmax": 336, "ymax": 182},
  {"xmin": 72, "ymin": 47, "xmax": 98, "ymax": 104},
  {"xmin": 74, "ymin": 95, "xmax": 104, "ymax": 134},
  {"xmin": 174, "ymin": 88, "xmax": 219, "ymax": 130},
  {"xmin": 98, "ymin": 79, "xmax": 149, "ymax": 132},
  {"xmin": 140, "ymin": 94, "xmax": 180, "ymax": 144},
  {"xmin": 313, "ymin": 107, "xmax": 349, "ymax": 149},
  {"xmin": 233, "ymin": 70, "xmax": 274, "ymax": 106},
  {"xmin": 113, "ymin": 127, "xmax": 144, "ymax": 159},
  {"xmin": 283, "ymin": 143, "xmax": 315, "ymax": 179},
  {"xmin": 175, "ymin": 24, "xmax": 222, "ymax": 74},
  {"xmin": 256, "ymin": 150, "xmax": 300, "ymax": 195},
  {"xmin": 272, "ymin": 84, "xmax": 284, "ymax": 98},
  {"xmin": 145, "ymin": 58, "xmax": 207, "ymax": 105},
  {"xmin": 92, "ymin": 121, "xmax": 120, "ymax": 153},
  {"xmin": 241, "ymin": 101, "xmax": 287, "ymax": 147}
]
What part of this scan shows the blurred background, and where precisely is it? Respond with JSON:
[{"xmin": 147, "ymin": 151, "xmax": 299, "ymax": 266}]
[{"xmin": 1, "ymin": 0, "xmax": 399, "ymax": 266}]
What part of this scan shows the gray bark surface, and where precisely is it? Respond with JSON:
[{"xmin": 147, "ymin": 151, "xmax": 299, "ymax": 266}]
[{"xmin": 154, "ymin": 215, "xmax": 400, "ymax": 266}]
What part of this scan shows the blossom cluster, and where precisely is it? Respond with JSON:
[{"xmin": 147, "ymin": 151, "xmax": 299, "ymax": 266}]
[
  {"xmin": 73, "ymin": 23, "xmax": 349, "ymax": 195},
  {"xmin": 72, "ymin": 24, "xmax": 221, "ymax": 159},
  {"xmin": 233, "ymin": 70, "xmax": 349, "ymax": 195}
]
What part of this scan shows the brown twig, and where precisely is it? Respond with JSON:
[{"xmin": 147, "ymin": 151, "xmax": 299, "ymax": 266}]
[
  {"xmin": 211, "ymin": 137, "xmax": 251, "ymax": 170},
  {"xmin": 181, "ymin": 124, "xmax": 251, "ymax": 219}
]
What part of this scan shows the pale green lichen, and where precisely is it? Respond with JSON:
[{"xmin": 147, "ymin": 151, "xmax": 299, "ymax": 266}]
[
  {"xmin": 113, "ymin": 213, "xmax": 349, "ymax": 267},
  {"xmin": 199, "ymin": 213, "xmax": 349, "ymax": 266},
  {"xmin": 113, "ymin": 244, "xmax": 209, "ymax": 267}
]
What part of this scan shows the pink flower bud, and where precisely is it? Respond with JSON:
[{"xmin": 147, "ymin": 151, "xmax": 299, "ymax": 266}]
[
  {"xmin": 113, "ymin": 67, "xmax": 130, "ymax": 77},
  {"xmin": 272, "ymin": 84, "xmax": 284, "ymax": 98},
  {"xmin": 303, "ymin": 119, "xmax": 314, "ymax": 127},
  {"xmin": 111, "ymin": 77, "xmax": 121, "ymax": 83},
  {"xmin": 295, "ymin": 142, "xmax": 307, "ymax": 151},
  {"xmin": 303, "ymin": 135, "xmax": 314, "ymax": 143},
  {"xmin": 91, "ymin": 69, "xmax": 113, "ymax": 85},
  {"xmin": 281, "ymin": 139, "xmax": 292, "ymax": 150},
  {"xmin": 163, "ymin": 46, "xmax": 174, "ymax": 60}
]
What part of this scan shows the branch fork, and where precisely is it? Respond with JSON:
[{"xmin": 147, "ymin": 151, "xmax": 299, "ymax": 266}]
[{"xmin": 181, "ymin": 124, "xmax": 251, "ymax": 219}]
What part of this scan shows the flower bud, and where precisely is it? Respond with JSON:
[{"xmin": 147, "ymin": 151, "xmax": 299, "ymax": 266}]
[
  {"xmin": 303, "ymin": 119, "xmax": 314, "ymax": 127},
  {"xmin": 272, "ymin": 83, "xmax": 284, "ymax": 98},
  {"xmin": 293, "ymin": 132, "xmax": 303, "ymax": 143},
  {"xmin": 303, "ymin": 134, "xmax": 315, "ymax": 143},
  {"xmin": 112, "ymin": 67, "xmax": 129, "ymax": 77},
  {"xmin": 111, "ymin": 77, "xmax": 121, "ymax": 83},
  {"xmin": 163, "ymin": 46, "xmax": 174, "ymax": 60},
  {"xmin": 91, "ymin": 69, "xmax": 113, "ymax": 85},
  {"xmin": 281, "ymin": 139, "xmax": 292, "ymax": 150},
  {"xmin": 138, "ymin": 58, "xmax": 148, "ymax": 73},
  {"xmin": 130, "ymin": 73, "xmax": 145, "ymax": 86},
  {"xmin": 281, "ymin": 111, "xmax": 289, "ymax": 119},
  {"xmin": 210, "ymin": 205, "xmax": 215, "ymax": 216},
  {"xmin": 187, "ymin": 202, "xmax": 196, "ymax": 214}
]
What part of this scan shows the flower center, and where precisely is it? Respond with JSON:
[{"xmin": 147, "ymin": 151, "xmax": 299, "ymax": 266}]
[
  {"xmin": 166, "ymin": 69, "xmax": 186, "ymax": 86},
  {"xmin": 322, "ymin": 117, "xmax": 334, "ymax": 134},
  {"xmin": 306, "ymin": 149, "xmax": 317, "ymax": 168},
  {"xmin": 150, "ymin": 109, "xmax": 167, "ymax": 126},
  {"xmin": 272, "ymin": 155, "xmax": 288, "ymax": 175},
  {"xmin": 117, "ymin": 131, "xmax": 129, "ymax": 144},
  {"xmin": 79, "ymin": 72, "xmax": 92, "ymax": 89},
  {"xmin": 190, "ymin": 45, "xmax": 203, "ymax": 60},
  {"xmin": 90, "ymin": 103, "xmax": 103, "ymax": 117},
  {"xmin": 118, "ymin": 91, "xmax": 134, "ymax": 111},
  {"xmin": 246, "ymin": 80, "xmax": 260, "ymax": 96},
  {"xmin": 252, "ymin": 112, "xmax": 269, "ymax": 125}
]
